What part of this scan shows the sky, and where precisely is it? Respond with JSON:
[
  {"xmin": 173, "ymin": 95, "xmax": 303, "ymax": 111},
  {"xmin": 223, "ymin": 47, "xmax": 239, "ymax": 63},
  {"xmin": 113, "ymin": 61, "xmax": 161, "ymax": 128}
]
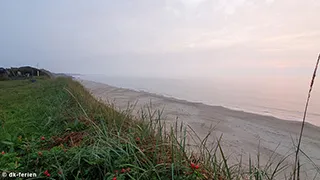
[{"xmin": 0, "ymin": 0, "xmax": 319, "ymax": 78}]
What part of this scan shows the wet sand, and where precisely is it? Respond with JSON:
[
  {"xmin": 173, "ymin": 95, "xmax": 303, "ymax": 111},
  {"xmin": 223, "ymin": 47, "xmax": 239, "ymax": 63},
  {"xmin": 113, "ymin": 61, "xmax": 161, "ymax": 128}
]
[{"xmin": 79, "ymin": 79, "xmax": 320, "ymax": 179}]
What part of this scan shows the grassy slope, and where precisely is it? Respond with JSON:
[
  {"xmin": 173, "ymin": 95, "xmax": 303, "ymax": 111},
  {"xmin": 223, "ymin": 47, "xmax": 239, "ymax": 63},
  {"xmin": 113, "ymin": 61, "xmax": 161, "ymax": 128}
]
[
  {"xmin": 0, "ymin": 78, "xmax": 317, "ymax": 180},
  {"xmin": 0, "ymin": 78, "xmax": 204, "ymax": 179},
  {"xmin": 0, "ymin": 78, "xmax": 70, "ymax": 141}
]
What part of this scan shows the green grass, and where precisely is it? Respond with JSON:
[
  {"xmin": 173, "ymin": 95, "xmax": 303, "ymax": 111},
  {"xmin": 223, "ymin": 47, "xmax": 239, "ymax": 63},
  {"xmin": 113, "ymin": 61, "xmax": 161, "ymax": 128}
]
[
  {"xmin": 0, "ymin": 77, "xmax": 318, "ymax": 179},
  {"xmin": 0, "ymin": 77, "xmax": 205, "ymax": 179},
  {"xmin": 0, "ymin": 78, "xmax": 70, "ymax": 140}
]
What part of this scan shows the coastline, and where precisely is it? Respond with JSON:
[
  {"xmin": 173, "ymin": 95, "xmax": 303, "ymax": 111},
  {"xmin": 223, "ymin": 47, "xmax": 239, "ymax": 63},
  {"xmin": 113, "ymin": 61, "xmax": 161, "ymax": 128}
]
[
  {"xmin": 76, "ymin": 77, "xmax": 319, "ymax": 127},
  {"xmin": 75, "ymin": 75, "xmax": 320, "ymax": 127},
  {"xmin": 78, "ymin": 78, "xmax": 320, "ymax": 179}
]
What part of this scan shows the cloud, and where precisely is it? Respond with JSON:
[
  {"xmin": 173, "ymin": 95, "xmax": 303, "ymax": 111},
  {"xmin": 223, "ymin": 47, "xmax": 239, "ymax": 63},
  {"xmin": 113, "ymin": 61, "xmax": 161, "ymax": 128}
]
[
  {"xmin": 165, "ymin": 6, "xmax": 182, "ymax": 17},
  {"xmin": 265, "ymin": 0, "xmax": 275, "ymax": 4},
  {"xmin": 178, "ymin": 0, "xmax": 207, "ymax": 7},
  {"xmin": 257, "ymin": 31, "xmax": 320, "ymax": 51},
  {"xmin": 0, "ymin": 0, "xmax": 320, "ymax": 77},
  {"xmin": 215, "ymin": 0, "xmax": 248, "ymax": 15},
  {"xmin": 261, "ymin": 31, "xmax": 320, "ymax": 42}
]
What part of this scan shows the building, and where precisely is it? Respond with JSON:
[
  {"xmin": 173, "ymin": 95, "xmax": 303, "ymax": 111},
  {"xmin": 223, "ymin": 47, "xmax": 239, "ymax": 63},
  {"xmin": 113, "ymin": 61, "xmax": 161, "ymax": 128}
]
[{"xmin": 0, "ymin": 67, "xmax": 9, "ymax": 80}]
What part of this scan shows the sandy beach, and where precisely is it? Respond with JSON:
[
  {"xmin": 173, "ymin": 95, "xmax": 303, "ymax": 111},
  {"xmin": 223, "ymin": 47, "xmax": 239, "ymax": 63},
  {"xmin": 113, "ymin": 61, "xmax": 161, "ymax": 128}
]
[{"xmin": 79, "ymin": 79, "xmax": 320, "ymax": 179}]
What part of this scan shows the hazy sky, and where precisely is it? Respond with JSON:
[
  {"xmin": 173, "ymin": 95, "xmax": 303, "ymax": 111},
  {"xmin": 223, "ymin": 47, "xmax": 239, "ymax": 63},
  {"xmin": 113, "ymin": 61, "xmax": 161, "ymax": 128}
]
[{"xmin": 0, "ymin": 0, "xmax": 319, "ymax": 78}]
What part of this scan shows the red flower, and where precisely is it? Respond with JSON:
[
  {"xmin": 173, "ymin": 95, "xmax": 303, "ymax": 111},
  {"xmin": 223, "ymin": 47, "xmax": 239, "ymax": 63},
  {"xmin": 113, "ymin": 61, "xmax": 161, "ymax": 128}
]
[
  {"xmin": 112, "ymin": 177, "xmax": 117, "ymax": 180},
  {"xmin": 38, "ymin": 151, "xmax": 43, "ymax": 156},
  {"xmin": 190, "ymin": 162, "xmax": 200, "ymax": 170},
  {"xmin": 58, "ymin": 171, "xmax": 62, "ymax": 175},
  {"xmin": 136, "ymin": 137, "xmax": 140, "ymax": 141},
  {"xmin": 1, "ymin": 151, "xmax": 5, "ymax": 155},
  {"xmin": 190, "ymin": 162, "xmax": 196, "ymax": 169},
  {"xmin": 121, "ymin": 168, "xmax": 126, "ymax": 173},
  {"xmin": 43, "ymin": 170, "xmax": 49, "ymax": 175},
  {"xmin": 43, "ymin": 170, "xmax": 51, "ymax": 177},
  {"xmin": 41, "ymin": 136, "xmax": 45, "ymax": 140}
]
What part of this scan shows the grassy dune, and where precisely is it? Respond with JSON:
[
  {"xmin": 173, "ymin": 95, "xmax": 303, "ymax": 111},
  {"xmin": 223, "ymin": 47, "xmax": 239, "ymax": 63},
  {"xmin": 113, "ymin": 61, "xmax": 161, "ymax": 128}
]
[{"xmin": 0, "ymin": 77, "xmax": 318, "ymax": 179}]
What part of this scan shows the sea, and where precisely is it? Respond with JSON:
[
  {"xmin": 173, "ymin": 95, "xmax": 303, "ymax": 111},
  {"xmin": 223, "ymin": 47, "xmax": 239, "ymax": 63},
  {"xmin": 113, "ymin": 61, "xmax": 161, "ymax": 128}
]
[{"xmin": 78, "ymin": 74, "xmax": 320, "ymax": 127}]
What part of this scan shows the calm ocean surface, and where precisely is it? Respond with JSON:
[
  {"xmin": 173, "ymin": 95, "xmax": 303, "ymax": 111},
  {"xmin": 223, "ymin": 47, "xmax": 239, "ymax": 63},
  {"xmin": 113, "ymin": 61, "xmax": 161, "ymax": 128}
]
[{"xmin": 79, "ymin": 75, "xmax": 320, "ymax": 126}]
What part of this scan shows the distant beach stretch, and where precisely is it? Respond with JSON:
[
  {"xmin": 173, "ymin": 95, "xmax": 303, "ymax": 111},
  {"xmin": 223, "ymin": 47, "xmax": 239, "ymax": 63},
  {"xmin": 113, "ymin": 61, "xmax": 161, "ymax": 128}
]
[
  {"xmin": 79, "ymin": 79, "xmax": 320, "ymax": 179},
  {"xmin": 77, "ymin": 75, "xmax": 320, "ymax": 127}
]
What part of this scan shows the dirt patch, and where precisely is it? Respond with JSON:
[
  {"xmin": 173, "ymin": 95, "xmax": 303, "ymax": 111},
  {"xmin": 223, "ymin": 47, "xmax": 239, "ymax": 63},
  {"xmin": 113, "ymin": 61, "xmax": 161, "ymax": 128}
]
[{"xmin": 51, "ymin": 131, "xmax": 87, "ymax": 148}]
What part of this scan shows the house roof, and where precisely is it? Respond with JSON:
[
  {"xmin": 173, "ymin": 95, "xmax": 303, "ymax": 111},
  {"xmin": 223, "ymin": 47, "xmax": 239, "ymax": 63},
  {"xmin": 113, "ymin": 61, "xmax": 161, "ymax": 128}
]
[{"xmin": 0, "ymin": 68, "xmax": 6, "ymax": 73}]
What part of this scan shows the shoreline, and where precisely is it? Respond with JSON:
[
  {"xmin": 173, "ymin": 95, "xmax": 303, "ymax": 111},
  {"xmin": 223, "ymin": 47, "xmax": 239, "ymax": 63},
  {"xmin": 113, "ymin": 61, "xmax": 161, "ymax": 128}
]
[
  {"xmin": 77, "ymin": 78, "xmax": 320, "ymax": 131},
  {"xmin": 78, "ymin": 78, "xmax": 320, "ymax": 178},
  {"xmin": 74, "ymin": 75, "xmax": 320, "ymax": 127},
  {"xmin": 75, "ymin": 77, "xmax": 319, "ymax": 128}
]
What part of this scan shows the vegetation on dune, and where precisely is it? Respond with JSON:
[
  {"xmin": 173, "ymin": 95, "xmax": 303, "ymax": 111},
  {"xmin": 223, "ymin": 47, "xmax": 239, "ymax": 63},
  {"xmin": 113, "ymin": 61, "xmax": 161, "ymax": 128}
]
[
  {"xmin": 0, "ymin": 55, "xmax": 319, "ymax": 179},
  {"xmin": 1, "ymin": 77, "xmax": 211, "ymax": 179}
]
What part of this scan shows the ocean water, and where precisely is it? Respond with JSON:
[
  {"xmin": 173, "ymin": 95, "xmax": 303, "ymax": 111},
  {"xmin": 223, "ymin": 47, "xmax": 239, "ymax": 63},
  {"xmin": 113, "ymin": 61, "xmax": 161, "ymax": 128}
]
[{"xmin": 79, "ymin": 75, "xmax": 320, "ymax": 126}]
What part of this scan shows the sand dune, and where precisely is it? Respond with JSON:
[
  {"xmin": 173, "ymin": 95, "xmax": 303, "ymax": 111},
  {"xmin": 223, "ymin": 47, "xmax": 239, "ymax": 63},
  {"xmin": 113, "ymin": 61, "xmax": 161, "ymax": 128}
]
[{"xmin": 79, "ymin": 79, "xmax": 320, "ymax": 179}]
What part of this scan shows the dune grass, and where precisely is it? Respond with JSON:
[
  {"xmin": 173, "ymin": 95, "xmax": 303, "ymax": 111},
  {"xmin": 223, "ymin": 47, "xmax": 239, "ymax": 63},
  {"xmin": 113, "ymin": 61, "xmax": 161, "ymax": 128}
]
[
  {"xmin": 0, "ymin": 68, "xmax": 319, "ymax": 179},
  {"xmin": 293, "ymin": 54, "xmax": 320, "ymax": 180},
  {"xmin": 1, "ymin": 77, "xmax": 211, "ymax": 179}
]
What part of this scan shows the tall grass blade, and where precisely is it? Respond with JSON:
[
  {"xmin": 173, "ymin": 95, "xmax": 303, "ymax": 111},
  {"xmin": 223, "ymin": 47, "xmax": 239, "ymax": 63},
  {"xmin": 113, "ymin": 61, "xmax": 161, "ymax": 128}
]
[
  {"xmin": 218, "ymin": 138, "xmax": 231, "ymax": 180},
  {"xmin": 293, "ymin": 53, "xmax": 320, "ymax": 180}
]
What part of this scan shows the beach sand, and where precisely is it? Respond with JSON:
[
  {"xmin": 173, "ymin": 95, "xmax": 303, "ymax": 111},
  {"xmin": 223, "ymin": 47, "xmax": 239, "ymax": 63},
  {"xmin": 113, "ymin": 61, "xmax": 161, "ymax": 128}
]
[{"xmin": 79, "ymin": 79, "xmax": 320, "ymax": 179}]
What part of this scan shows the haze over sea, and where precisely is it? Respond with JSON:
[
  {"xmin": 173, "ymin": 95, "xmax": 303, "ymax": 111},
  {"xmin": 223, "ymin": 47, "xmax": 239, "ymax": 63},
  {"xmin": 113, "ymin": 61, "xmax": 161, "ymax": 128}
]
[{"xmin": 79, "ymin": 74, "xmax": 320, "ymax": 127}]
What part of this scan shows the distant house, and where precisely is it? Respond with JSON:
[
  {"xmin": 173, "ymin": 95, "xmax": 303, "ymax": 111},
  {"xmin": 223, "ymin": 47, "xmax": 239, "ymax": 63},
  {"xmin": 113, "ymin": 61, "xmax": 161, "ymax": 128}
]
[
  {"xmin": 0, "ymin": 67, "xmax": 9, "ymax": 80},
  {"xmin": 1, "ymin": 66, "xmax": 52, "ymax": 80}
]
